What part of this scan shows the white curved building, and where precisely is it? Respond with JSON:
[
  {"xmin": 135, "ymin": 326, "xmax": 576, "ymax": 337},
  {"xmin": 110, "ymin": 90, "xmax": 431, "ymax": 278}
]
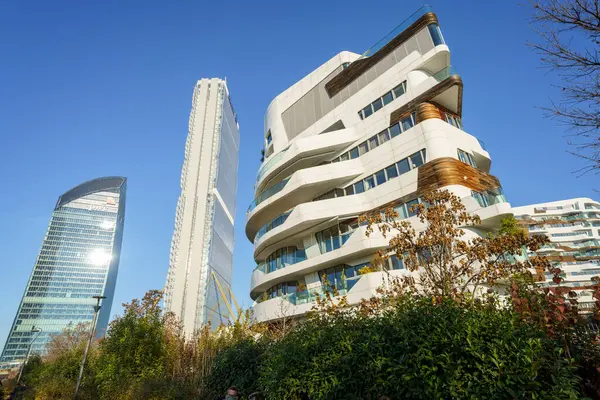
[
  {"xmin": 513, "ymin": 198, "xmax": 600, "ymax": 312},
  {"xmin": 246, "ymin": 6, "xmax": 511, "ymax": 323}
]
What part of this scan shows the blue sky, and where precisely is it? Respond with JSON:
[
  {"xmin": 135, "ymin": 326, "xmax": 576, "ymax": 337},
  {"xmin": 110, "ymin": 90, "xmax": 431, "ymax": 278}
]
[{"xmin": 0, "ymin": 0, "xmax": 597, "ymax": 347}]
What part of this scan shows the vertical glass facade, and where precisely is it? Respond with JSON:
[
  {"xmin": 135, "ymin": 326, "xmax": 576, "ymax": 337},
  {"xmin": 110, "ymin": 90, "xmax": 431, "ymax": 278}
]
[
  {"xmin": 0, "ymin": 177, "xmax": 126, "ymax": 369},
  {"xmin": 203, "ymin": 85, "xmax": 239, "ymax": 329}
]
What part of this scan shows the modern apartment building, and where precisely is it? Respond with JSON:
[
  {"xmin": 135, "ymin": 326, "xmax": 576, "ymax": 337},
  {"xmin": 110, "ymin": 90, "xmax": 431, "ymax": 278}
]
[
  {"xmin": 0, "ymin": 177, "xmax": 126, "ymax": 369},
  {"xmin": 513, "ymin": 198, "xmax": 600, "ymax": 312},
  {"xmin": 164, "ymin": 78, "xmax": 240, "ymax": 335},
  {"xmin": 246, "ymin": 6, "xmax": 511, "ymax": 323}
]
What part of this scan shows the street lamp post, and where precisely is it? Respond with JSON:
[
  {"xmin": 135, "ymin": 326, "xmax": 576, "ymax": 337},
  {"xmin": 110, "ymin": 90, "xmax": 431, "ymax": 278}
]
[
  {"xmin": 74, "ymin": 295, "xmax": 105, "ymax": 399},
  {"xmin": 16, "ymin": 326, "xmax": 42, "ymax": 385}
]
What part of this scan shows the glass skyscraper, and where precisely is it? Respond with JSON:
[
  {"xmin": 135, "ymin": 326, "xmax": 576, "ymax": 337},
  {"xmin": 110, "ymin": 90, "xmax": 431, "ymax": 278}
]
[
  {"xmin": 0, "ymin": 177, "xmax": 126, "ymax": 369},
  {"xmin": 165, "ymin": 78, "xmax": 239, "ymax": 335}
]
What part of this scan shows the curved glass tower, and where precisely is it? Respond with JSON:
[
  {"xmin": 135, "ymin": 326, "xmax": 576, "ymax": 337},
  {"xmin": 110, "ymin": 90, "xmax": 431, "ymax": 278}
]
[{"xmin": 0, "ymin": 177, "xmax": 126, "ymax": 369}]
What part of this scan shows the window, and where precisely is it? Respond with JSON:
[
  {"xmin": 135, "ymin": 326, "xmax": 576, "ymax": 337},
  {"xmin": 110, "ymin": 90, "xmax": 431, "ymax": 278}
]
[
  {"xmin": 378, "ymin": 130, "xmax": 390, "ymax": 144},
  {"xmin": 368, "ymin": 136, "xmax": 379, "ymax": 150},
  {"xmin": 340, "ymin": 152, "xmax": 349, "ymax": 162},
  {"xmin": 410, "ymin": 151, "xmax": 425, "ymax": 168},
  {"xmin": 354, "ymin": 181, "xmax": 365, "ymax": 194},
  {"xmin": 266, "ymin": 131, "xmax": 272, "ymax": 145},
  {"xmin": 389, "ymin": 123, "xmax": 401, "ymax": 138},
  {"xmin": 385, "ymin": 164, "xmax": 398, "ymax": 179},
  {"xmin": 397, "ymin": 158, "xmax": 411, "ymax": 174},
  {"xmin": 372, "ymin": 98, "xmax": 383, "ymax": 112},
  {"xmin": 364, "ymin": 175, "xmax": 376, "ymax": 190},
  {"xmin": 363, "ymin": 105, "xmax": 373, "ymax": 118},
  {"xmin": 345, "ymin": 185, "xmax": 354, "ymax": 196},
  {"xmin": 375, "ymin": 170, "xmax": 387, "ymax": 185},
  {"xmin": 394, "ymin": 204, "xmax": 408, "ymax": 219},
  {"xmin": 401, "ymin": 114, "xmax": 415, "ymax": 131},
  {"xmin": 350, "ymin": 147, "xmax": 359, "ymax": 159},
  {"xmin": 316, "ymin": 222, "xmax": 356, "ymax": 254},
  {"xmin": 382, "ymin": 91, "xmax": 394, "ymax": 105},
  {"xmin": 406, "ymin": 199, "xmax": 420, "ymax": 217},
  {"xmin": 457, "ymin": 149, "xmax": 477, "ymax": 168},
  {"xmin": 428, "ymin": 23, "xmax": 445, "ymax": 46},
  {"xmin": 389, "ymin": 255, "xmax": 404, "ymax": 270},
  {"xmin": 393, "ymin": 82, "xmax": 406, "ymax": 98},
  {"xmin": 358, "ymin": 111, "xmax": 364, "ymax": 120},
  {"xmin": 472, "ymin": 191, "xmax": 489, "ymax": 208},
  {"xmin": 358, "ymin": 141, "xmax": 369, "ymax": 155},
  {"xmin": 445, "ymin": 113, "xmax": 463, "ymax": 130}
]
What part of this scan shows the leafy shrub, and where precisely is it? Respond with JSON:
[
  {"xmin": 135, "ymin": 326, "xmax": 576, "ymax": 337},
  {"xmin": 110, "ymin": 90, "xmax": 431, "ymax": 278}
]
[
  {"xmin": 204, "ymin": 337, "xmax": 266, "ymax": 399},
  {"xmin": 260, "ymin": 297, "xmax": 581, "ymax": 400}
]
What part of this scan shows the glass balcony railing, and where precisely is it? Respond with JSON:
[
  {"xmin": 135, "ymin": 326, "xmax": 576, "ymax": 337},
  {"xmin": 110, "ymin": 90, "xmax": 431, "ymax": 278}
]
[
  {"xmin": 255, "ymin": 209, "xmax": 293, "ymax": 242},
  {"xmin": 248, "ymin": 178, "xmax": 290, "ymax": 213},
  {"xmin": 472, "ymin": 188, "xmax": 507, "ymax": 209},
  {"xmin": 256, "ymin": 278, "xmax": 362, "ymax": 306},
  {"xmin": 432, "ymin": 65, "xmax": 458, "ymax": 83},
  {"xmin": 256, "ymin": 148, "xmax": 288, "ymax": 183},
  {"xmin": 254, "ymin": 248, "xmax": 307, "ymax": 274},
  {"xmin": 357, "ymin": 5, "xmax": 433, "ymax": 60}
]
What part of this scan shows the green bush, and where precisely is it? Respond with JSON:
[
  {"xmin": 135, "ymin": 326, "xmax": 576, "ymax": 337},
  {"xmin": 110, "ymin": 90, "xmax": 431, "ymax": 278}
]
[
  {"xmin": 204, "ymin": 337, "xmax": 266, "ymax": 399},
  {"xmin": 260, "ymin": 297, "xmax": 581, "ymax": 400}
]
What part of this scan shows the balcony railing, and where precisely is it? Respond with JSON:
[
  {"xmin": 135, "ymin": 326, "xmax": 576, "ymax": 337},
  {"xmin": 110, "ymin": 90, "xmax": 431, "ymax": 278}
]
[
  {"xmin": 357, "ymin": 5, "xmax": 433, "ymax": 60},
  {"xmin": 248, "ymin": 178, "xmax": 290, "ymax": 213},
  {"xmin": 472, "ymin": 188, "xmax": 507, "ymax": 208},
  {"xmin": 257, "ymin": 278, "xmax": 362, "ymax": 306},
  {"xmin": 256, "ymin": 148, "xmax": 288, "ymax": 183},
  {"xmin": 255, "ymin": 209, "xmax": 293, "ymax": 242},
  {"xmin": 432, "ymin": 65, "xmax": 458, "ymax": 83}
]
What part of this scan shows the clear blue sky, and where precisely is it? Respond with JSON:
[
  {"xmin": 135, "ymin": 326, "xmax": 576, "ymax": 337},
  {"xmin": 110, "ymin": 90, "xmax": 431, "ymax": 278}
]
[{"xmin": 0, "ymin": 0, "xmax": 596, "ymax": 347}]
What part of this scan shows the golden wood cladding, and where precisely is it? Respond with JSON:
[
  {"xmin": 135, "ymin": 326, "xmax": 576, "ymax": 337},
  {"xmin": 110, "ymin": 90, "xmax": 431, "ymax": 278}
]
[
  {"xmin": 324, "ymin": 13, "xmax": 439, "ymax": 97},
  {"xmin": 365, "ymin": 158, "xmax": 501, "ymax": 218},
  {"xmin": 390, "ymin": 76, "xmax": 463, "ymax": 126},
  {"xmin": 417, "ymin": 157, "xmax": 501, "ymax": 194},
  {"xmin": 415, "ymin": 102, "xmax": 442, "ymax": 122}
]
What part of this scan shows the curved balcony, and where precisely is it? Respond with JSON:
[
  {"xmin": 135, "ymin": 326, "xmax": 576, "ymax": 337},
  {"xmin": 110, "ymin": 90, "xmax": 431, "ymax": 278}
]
[
  {"xmin": 255, "ymin": 127, "xmax": 361, "ymax": 192},
  {"xmin": 251, "ymin": 269, "xmax": 409, "ymax": 323},
  {"xmin": 250, "ymin": 225, "xmax": 390, "ymax": 298},
  {"xmin": 246, "ymin": 159, "xmax": 364, "ymax": 240}
]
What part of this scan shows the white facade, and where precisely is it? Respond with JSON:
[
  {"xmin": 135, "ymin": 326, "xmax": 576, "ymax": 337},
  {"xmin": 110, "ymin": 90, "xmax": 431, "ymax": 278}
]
[
  {"xmin": 246, "ymin": 7, "xmax": 511, "ymax": 323},
  {"xmin": 512, "ymin": 198, "xmax": 600, "ymax": 311},
  {"xmin": 165, "ymin": 78, "xmax": 240, "ymax": 335}
]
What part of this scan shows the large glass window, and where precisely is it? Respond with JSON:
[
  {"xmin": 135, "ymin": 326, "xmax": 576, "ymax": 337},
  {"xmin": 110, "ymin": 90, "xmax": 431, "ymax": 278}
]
[
  {"xmin": 372, "ymin": 98, "xmax": 383, "ymax": 112},
  {"xmin": 363, "ymin": 105, "xmax": 373, "ymax": 118},
  {"xmin": 428, "ymin": 24, "xmax": 445, "ymax": 46},
  {"xmin": 397, "ymin": 158, "xmax": 411, "ymax": 174},
  {"xmin": 316, "ymin": 221, "xmax": 357, "ymax": 254},
  {"xmin": 457, "ymin": 149, "xmax": 477, "ymax": 168}
]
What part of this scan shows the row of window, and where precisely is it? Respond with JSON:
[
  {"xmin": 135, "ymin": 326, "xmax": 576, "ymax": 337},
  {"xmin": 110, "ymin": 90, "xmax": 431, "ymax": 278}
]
[
  {"xmin": 552, "ymin": 231, "xmax": 592, "ymax": 237},
  {"xmin": 316, "ymin": 149, "xmax": 427, "ymax": 201},
  {"xmin": 585, "ymin": 203, "xmax": 600, "ymax": 210},
  {"xmin": 326, "ymin": 113, "xmax": 417, "ymax": 165},
  {"xmin": 358, "ymin": 81, "xmax": 407, "ymax": 120},
  {"xmin": 318, "ymin": 263, "xmax": 368, "ymax": 291},
  {"xmin": 263, "ymin": 247, "xmax": 307, "ymax": 273}
]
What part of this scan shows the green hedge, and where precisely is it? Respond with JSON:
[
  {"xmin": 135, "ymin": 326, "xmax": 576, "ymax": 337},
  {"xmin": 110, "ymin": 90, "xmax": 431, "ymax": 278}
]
[{"xmin": 258, "ymin": 298, "xmax": 580, "ymax": 400}]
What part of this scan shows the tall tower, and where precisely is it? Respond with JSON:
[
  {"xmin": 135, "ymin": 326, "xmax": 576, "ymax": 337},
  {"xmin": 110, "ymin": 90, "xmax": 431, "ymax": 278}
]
[
  {"xmin": 246, "ymin": 6, "xmax": 511, "ymax": 323},
  {"xmin": 165, "ymin": 78, "xmax": 240, "ymax": 335},
  {"xmin": 0, "ymin": 177, "xmax": 126, "ymax": 369}
]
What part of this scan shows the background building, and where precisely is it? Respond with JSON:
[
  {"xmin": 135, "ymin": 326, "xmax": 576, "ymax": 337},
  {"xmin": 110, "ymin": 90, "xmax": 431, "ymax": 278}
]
[
  {"xmin": 164, "ymin": 78, "xmax": 240, "ymax": 335},
  {"xmin": 513, "ymin": 198, "xmax": 600, "ymax": 312},
  {"xmin": 246, "ymin": 6, "xmax": 511, "ymax": 323},
  {"xmin": 0, "ymin": 177, "xmax": 126, "ymax": 369}
]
